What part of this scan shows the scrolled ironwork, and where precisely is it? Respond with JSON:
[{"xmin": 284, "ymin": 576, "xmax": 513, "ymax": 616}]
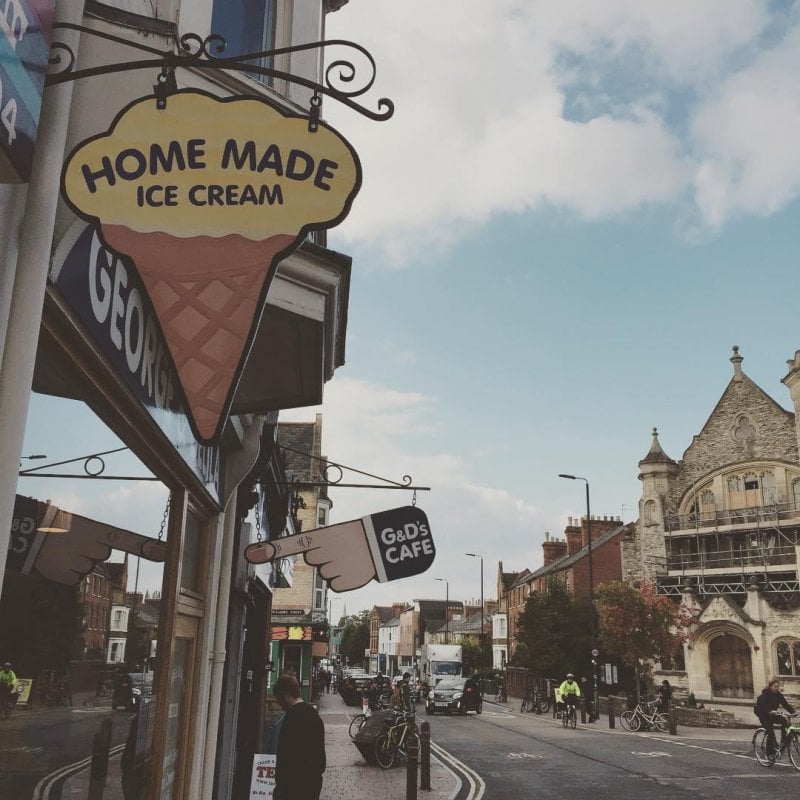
[
  {"xmin": 178, "ymin": 32, "xmax": 227, "ymax": 61},
  {"xmin": 48, "ymin": 41, "xmax": 77, "ymax": 77},
  {"xmin": 44, "ymin": 26, "xmax": 395, "ymax": 123}
]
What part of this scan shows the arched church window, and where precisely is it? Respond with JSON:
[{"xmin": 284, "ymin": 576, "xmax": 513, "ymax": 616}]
[
  {"xmin": 743, "ymin": 473, "xmax": 760, "ymax": 506},
  {"xmin": 761, "ymin": 471, "xmax": 777, "ymax": 505},
  {"xmin": 644, "ymin": 499, "xmax": 657, "ymax": 525},
  {"xmin": 792, "ymin": 479, "xmax": 800, "ymax": 512},
  {"xmin": 700, "ymin": 490, "xmax": 715, "ymax": 519},
  {"xmin": 728, "ymin": 474, "xmax": 745, "ymax": 510},
  {"xmin": 776, "ymin": 639, "xmax": 800, "ymax": 677}
]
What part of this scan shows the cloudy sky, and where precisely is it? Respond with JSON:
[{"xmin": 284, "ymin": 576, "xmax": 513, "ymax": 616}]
[{"xmin": 18, "ymin": 0, "xmax": 800, "ymax": 617}]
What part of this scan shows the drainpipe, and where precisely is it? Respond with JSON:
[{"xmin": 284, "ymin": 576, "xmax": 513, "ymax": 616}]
[{"xmin": 0, "ymin": 0, "xmax": 86, "ymax": 594}]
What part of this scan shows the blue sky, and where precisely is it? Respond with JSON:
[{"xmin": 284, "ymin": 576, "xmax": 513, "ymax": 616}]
[{"xmin": 18, "ymin": 0, "xmax": 800, "ymax": 616}]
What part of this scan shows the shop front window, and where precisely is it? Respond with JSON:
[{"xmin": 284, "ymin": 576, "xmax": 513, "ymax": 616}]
[{"xmin": 0, "ymin": 396, "xmax": 170, "ymax": 799}]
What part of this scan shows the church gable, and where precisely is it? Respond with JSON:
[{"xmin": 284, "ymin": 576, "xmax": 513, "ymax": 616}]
[{"xmin": 677, "ymin": 374, "xmax": 797, "ymax": 495}]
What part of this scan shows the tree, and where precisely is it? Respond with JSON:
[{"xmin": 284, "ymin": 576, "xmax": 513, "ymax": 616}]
[
  {"xmin": 512, "ymin": 576, "xmax": 592, "ymax": 679},
  {"xmin": 338, "ymin": 610, "xmax": 370, "ymax": 668},
  {"xmin": 595, "ymin": 580, "xmax": 694, "ymax": 700}
]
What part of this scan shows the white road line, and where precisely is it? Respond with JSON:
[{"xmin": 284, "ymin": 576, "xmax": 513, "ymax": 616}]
[
  {"xmin": 431, "ymin": 740, "xmax": 486, "ymax": 800},
  {"xmin": 33, "ymin": 744, "xmax": 125, "ymax": 799}
]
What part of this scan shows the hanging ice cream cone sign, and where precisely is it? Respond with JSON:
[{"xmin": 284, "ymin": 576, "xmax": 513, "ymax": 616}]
[{"xmin": 61, "ymin": 89, "xmax": 362, "ymax": 443}]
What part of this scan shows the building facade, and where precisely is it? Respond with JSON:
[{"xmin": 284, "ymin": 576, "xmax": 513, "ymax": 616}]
[
  {"xmin": 0, "ymin": 1, "xmax": 357, "ymax": 797},
  {"xmin": 623, "ymin": 348, "xmax": 800, "ymax": 715}
]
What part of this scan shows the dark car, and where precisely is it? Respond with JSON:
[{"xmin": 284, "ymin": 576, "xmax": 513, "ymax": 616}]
[
  {"xmin": 425, "ymin": 676, "xmax": 482, "ymax": 715},
  {"xmin": 112, "ymin": 672, "xmax": 153, "ymax": 711},
  {"xmin": 340, "ymin": 673, "xmax": 379, "ymax": 707}
]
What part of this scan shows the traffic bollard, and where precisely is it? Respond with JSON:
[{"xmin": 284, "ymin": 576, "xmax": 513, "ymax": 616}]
[
  {"xmin": 669, "ymin": 709, "xmax": 678, "ymax": 736},
  {"xmin": 406, "ymin": 735, "xmax": 418, "ymax": 800},
  {"xmin": 580, "ymin": 706, "xmax": 586, "ymax": 724},
  {"xmin": 88, "ymin": 718, "xmax": 112, "ymax": 800},
  {"xmin": 608, "ymin": 702, "xmax": 615, "ymax": 729},
  {"xmin": 420, "ymin": 722, "xmax": 431, "ymax": 791}
]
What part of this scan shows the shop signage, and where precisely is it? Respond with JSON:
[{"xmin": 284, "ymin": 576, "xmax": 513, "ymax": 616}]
[
  {"xmin": 0, "ymin": 0, "xmax": 54, "ymax": 182},
  {"xmin": 51, "ymin": 221, "xmax": 221, "ymax": 504},
  {"xmin": 61, "ymin": 89, "xmax": 361, "ymax": 444},
  {"xmin": 245, "ymin": 506, "xmax": 435, "ymax": 592},
  {"xmin": 249, "ymin": 753, "xmax": 276, "ymax": 799},
  {"xmin": 7, "ymin": 493, "xmax": 166, "ymax": 586}
]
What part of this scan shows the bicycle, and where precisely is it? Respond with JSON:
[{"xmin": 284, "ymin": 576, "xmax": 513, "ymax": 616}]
[
  {"xmin": 495, "ymin": 684, "xmax": 506, "ymax": 703},
  {"xmin": 520, "ymin": 689, "xmax": 534, "ymax": 713},
  {"xmin": 562, "ymin": 701, "xmax": 577, "ymax": 729},
  {"xmin": 533, "ymin": 689, "xmax": 551, "ymax": 714},
  {"xmin": 349, "ymin": 696, "xmax": 392, "ymax": 738},
  {"xmin": 753, "ymin": 713, "xmax": 800, "ymax": 770},
  {"xmin": 374, "ymin": 711, "xmax": 420, "ymax": 769},
  {"xmin": 619, "ymin": 700, "xmax": 669, "ymax": 733}
]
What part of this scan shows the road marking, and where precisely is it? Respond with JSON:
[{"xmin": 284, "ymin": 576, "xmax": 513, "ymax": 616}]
[
  {"xmin": 431, "ymin": 740, "xmax": 486, "ymax": 800},
  {"xmin": 631, "ymin": 751, "xmax": 672, "ymax": 757},
  {"xmin": 507, "ymin": 752, "xmax": 543, "ymax": 759}
]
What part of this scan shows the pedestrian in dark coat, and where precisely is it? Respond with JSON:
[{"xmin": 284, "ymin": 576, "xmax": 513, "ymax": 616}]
[{"xmin": 273, "ymin": 674, "xmax": 326, "ymax": 800}]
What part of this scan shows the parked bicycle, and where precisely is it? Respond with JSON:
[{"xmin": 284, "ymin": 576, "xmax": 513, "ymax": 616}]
[
  {"xmin": 520, "ymin": 687, "xmax": 551, "ymax": 714},
  {"xmin": 495, "ymin": 683, "xmax": 506, "ymax": 703},
  {"xmin": 619, "ymin": 700, "xmax": 669, "ymax": 733},
  {"xmin": 753, "ymin": 712, "xmax": 800, "ymax": 770},
  {"xmin": 348, "ymin": 696, "xmax": 392, "ymax": 739},
  {"xmin": 374, "ymin": 711, "xmax": 420, "ymax": 769}
]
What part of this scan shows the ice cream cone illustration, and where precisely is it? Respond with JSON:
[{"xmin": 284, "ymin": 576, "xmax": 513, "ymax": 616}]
[{"xmin": 62, "ymin": 90, "xmax": 361, "ymax": 441}]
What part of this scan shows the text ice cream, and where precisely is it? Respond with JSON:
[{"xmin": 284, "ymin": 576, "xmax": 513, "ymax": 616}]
[{"xmin": 62, "ymin": 90, "xmax": 361, "ymax": 441}]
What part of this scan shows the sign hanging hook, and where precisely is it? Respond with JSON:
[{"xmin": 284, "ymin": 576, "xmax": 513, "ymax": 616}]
[{"xmin": 308, "ymin": 91, "xmax": 322, "ymax": 133}]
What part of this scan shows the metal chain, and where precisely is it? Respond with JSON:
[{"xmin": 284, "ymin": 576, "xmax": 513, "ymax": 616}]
[
  {"xmin": 412, "ymin": 489, "xmax": 417, "ymax": 507},
  {"xmin": 158, "ymin": 493, "xmax": 171, "ymax": 541},
  {"xmin": 255, "ymin": 484, "xmax": 263, "ymax": 542}
]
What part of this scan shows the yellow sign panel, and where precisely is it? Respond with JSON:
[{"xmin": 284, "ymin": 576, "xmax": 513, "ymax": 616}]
[{"xmin": 61, "ymin": 90, "xmax": 361, "ymax": 443}]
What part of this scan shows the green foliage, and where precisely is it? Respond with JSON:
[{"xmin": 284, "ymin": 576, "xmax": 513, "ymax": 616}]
[
  {"xmin": 338, "ymin": 610, "xmax": 370, "ymax": 668},
  {"xmin": 513, "ymin": 576, "xmax": 594, "ymax": 679}
]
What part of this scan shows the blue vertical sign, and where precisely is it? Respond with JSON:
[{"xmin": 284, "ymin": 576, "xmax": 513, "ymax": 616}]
[{"xmin": 0, "ymin": 0, "xmax": 54, "ymax": 183}]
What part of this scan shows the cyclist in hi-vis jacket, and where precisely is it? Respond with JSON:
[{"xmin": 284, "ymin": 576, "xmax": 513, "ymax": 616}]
[{"xmin": 559, "ymin": 674, "xmax": 581, "ymax": 717}]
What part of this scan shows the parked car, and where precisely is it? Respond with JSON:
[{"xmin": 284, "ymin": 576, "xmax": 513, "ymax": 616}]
[
  {"xmin": 425, "ymin": 676, "xmax": 482, "ymax": 715},
  {"xmin": 112, "ymin": 671, "xmax": 153, "ymax": 711},
  {"xmin": 340, "ymin": 673, "xmax": 379, "ymax": 706}
]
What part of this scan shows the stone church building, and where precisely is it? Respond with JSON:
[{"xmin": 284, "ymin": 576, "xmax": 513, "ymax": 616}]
[{"xmin": 623, "ymin": 347, "xmax": 800, "ymax": 718}]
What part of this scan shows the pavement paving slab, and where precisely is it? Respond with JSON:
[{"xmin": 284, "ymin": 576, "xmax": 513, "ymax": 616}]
[{"xmin": 318, "ymin": 692, "xmax": 461, "ymax": 800}]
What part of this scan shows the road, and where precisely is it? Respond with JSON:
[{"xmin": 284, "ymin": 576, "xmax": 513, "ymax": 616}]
[
  {"xmin": 427, "ymin": 701, "xmax": 798, "ymax": 800},
  {"xmin": 0, "ymin": 701, "xmax": 132, "ymax": 798}
]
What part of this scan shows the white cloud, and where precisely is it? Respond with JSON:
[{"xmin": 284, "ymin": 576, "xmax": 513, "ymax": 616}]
[
  {"xmin": 324, "ymin": 0, "xmax": 791, "ymax": 263},
  {"xmin": 280, "ymin": 376, "xmax": 545, "ymax": 610}
]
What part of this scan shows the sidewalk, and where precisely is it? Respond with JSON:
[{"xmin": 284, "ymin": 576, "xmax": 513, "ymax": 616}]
[
  {"xmin": 483, "ymin": 698, "xmax": 758, "ymax": 742},
  {"xmin": 318, "ymin": 692, "xmax": 460, "ymax": 800}
]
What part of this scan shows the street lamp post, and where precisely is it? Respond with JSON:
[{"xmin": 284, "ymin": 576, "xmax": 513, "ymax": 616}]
[
  {"xmin": 465, "ymin": 553, "xmax": 484, "ymax": 683},
  {"xmin": 435, "ymin": 578, "xmax": 449, "ymax": 644},
  {"xmin": 558, "ymin": 473, "xmax": 598, "ymax": 719}
]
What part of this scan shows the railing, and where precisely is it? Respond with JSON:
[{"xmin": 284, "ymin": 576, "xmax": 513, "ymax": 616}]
[
  {"xmin": 665, "ymin": 545, "xmax": 797, "ymax": 572},
  {"xmin": 665, "ymin": 502, "xmax": 800, "ymax": 532}
]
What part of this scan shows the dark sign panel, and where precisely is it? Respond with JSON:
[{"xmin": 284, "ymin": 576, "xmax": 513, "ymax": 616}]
[
  {"xmin": 0, "ymin": 0, "xmax": 54, "ymax": 182},
  {"xmin": 51, "ymin": 221, "xmax": 221, "ymax": 503},
  {"xmin": 244, "ymin": 506, "xmax": 435, "ymax": 593}
]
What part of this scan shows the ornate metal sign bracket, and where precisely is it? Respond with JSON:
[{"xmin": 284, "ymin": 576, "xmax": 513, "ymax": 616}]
[
  {"xmin": 275, "ymin": 444, "xmax": 430, "ymax": 496},
  {"xmin": 47, "ymin": 26, "xmax": 394, "ymax": 123},
  {"xmin": 18, "ymin": 447, "xmax": 159, "ymax": 481}
]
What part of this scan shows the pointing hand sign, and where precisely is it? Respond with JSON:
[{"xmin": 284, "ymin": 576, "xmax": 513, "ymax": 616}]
[
  {"xmin": 245, "ymin": 505, "xmax": 435, "ymax": 593},
  {"xmin": 8, "ymin": 495, "xmax": 167, "ymax": 586}
]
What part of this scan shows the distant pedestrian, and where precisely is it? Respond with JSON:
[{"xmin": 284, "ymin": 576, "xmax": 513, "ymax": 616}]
[
  {"xmin": 323, "ymin": 669, "xmax": 331, "ymax": 694},
  {"xmin": 273, "ymin": 674, "xmax": 326, "ymax": 800},
  {"xmin": 656, "ymin": 680, "xmax": 672, "ymax": 713},
  {"xmin": 580, "ymin": 676, "xmax": 595, "ymax": 721}
]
